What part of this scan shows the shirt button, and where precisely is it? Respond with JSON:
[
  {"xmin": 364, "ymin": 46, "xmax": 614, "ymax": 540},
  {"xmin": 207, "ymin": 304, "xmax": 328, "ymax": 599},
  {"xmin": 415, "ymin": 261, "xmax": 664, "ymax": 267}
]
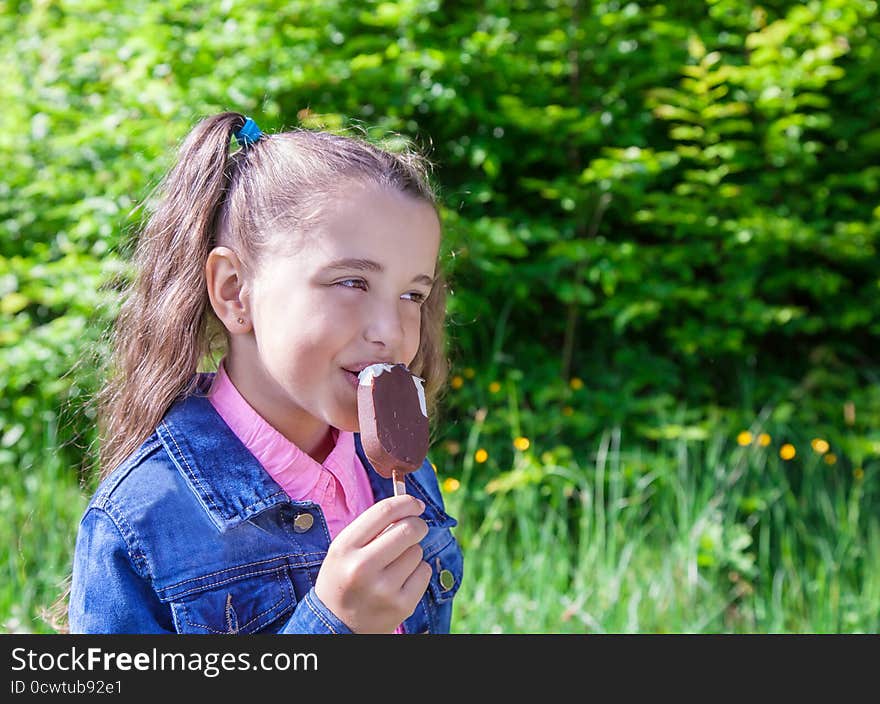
[
  {"xmin": 439, "ymin": 569, "xmax": 455, "ymax": 591},
  {"xmin": 293, "ymin": 513, "xmax": 314, "ymax": 533}
]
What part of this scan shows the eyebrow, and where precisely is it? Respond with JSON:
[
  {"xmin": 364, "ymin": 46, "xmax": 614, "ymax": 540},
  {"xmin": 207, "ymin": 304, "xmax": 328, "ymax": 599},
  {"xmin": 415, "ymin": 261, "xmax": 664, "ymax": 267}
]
[{"xmin": 322, "ymin": 258, "xmax": 435, "ymax": 286}]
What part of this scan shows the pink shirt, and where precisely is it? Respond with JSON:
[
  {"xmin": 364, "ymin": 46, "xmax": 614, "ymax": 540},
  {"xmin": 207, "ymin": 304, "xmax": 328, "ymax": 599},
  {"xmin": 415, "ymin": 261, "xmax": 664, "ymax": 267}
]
[{"xmin": 207, "ymin": 361, "xmax": 375, "ymax": 541}]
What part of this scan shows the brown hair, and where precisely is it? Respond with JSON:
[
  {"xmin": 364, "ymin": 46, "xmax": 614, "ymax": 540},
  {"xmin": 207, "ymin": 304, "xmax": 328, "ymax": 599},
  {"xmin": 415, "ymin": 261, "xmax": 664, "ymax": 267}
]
[{"xmin": 46, "ymin": 111, "xmax": 449, "ymax": 631}]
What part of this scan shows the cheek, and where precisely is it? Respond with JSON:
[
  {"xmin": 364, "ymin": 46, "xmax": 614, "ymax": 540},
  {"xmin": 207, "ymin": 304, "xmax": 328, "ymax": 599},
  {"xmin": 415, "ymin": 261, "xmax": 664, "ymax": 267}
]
[
  {"xmin": 402, "ymin": 307, "xmax": 423, "ymax": 362},
  {"xmin": 256, "ymin": 298, "xmax": 328, "ymax": 363}
]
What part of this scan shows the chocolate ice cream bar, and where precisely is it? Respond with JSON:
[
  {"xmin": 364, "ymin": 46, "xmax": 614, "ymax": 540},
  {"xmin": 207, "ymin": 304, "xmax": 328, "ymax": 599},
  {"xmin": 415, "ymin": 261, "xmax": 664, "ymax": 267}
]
[{"xmin": 357, "ymin": 363, "xmax": 429, "ymax": 496}]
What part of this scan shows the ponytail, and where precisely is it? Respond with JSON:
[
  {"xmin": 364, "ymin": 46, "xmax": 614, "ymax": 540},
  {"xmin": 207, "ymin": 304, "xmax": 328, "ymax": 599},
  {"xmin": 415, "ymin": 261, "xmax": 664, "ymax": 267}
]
[{"xmin": 97, "ymin": 112, "xmax": 249, "ymax": 478}]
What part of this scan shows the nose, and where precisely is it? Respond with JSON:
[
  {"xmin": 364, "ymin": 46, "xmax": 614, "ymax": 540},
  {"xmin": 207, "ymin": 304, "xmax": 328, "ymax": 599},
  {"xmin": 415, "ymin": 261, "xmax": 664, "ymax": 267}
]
[{"xmin": 363, "ymin": 298, "xmax": 406, "ymax": 353}]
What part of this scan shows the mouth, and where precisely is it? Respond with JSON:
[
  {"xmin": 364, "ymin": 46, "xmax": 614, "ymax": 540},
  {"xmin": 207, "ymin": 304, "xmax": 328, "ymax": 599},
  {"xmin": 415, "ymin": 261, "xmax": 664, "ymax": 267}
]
[
  {"xmin": 342, "ymin": 369, "xmax": 359, "ymax": 387},
  {"xmin": 344, "ymin": 361, "xmax": 396, "ymax": 373},
  {"xmin": 342, "ymin": 362, "xmax": 398, "ymax": 389}
]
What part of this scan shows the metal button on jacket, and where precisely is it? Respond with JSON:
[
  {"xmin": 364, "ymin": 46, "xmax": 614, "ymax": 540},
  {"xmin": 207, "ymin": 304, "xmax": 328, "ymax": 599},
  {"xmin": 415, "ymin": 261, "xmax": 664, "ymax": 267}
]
[
  {"xmin": 293, "ymin": 513, "xmax": 314, "ymax": 533},
  {"xmin": 439, "ymin": 569, "xmax": 455, "ymax": 591}
]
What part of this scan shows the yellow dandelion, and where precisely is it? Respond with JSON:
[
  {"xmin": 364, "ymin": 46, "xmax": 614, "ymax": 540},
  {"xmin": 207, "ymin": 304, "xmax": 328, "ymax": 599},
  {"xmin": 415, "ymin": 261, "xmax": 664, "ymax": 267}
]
[
  {"xmin": 823, "ymin": 453, "xmax": 837, "ymax": 466},
  {"xmin": 562, "ymin": 406, "xmax": 574, "ymax": 416},
  {"xmin": 513, "ymin": 436, "xmax": 530, "ymax": 451},
  {"xmin": 780, "ymin": 444, "xmax": 796, "ymax": 461},
  {"xmin": 464, "ymin": 367, "xmax": 476, "ymax": 379},
  {"xmin": 811, "ymin": 438, "xmax": 830, "ymax": 454},
  {"xmin": 442, "ymin": 477, "xmax": 461, "ymax": 493},
  {"xmin": 854, "ymin": 467, "xmax": 864, "ymax": 481},
  {"xmin": 488, "ymin": 381, "xmax": 501, "ymax": 393},
  {"xmin": 569, "ymin": 377, "xmax": 584, "ymax": 390},
  {"xmin": 758, "ymin": 433, "xmax": 771, "ymax": 447},
  {"xmin": 450, "ymin": 375, "xmax": 464, "ymax": 389},
  {"xmin": 475, "ymin": 448, "xmax": 489, "ymax": 463},
  {"xmin": 737, "ymin": 431, "xmax": 753, "ymax": 447},
  {"xmin": 444, "ymin": 440, "xmax": 461, "ymax": 455}
]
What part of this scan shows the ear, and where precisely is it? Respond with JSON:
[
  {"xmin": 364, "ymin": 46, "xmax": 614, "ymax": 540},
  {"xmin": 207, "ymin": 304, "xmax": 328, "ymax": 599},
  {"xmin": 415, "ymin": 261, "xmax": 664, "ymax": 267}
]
[{"xmin": 205, "ymin": 246, "xmax": 252, "ymax": 334}]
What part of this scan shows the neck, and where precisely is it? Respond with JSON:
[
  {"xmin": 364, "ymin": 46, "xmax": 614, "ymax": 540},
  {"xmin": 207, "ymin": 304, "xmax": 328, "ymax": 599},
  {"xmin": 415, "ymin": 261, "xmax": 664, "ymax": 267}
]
[{"xmin": 222, "ymin": 355, "xmax": 334, "ymax": 463}]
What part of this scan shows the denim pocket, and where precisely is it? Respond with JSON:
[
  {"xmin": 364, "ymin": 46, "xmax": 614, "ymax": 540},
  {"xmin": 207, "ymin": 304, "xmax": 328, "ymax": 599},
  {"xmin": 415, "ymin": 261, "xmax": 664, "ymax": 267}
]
[{"xmin": 163, "ymin": 559, "xmax": 297, "ymax": 634}]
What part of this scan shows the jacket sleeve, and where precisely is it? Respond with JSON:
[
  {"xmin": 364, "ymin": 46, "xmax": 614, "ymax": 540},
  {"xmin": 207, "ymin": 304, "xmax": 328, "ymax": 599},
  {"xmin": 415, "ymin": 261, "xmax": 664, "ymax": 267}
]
[
  {"xmin": 278, "ymin": 588, "xmax": 354, "ymax": 634},
  {"xmin": 69, "ymin": 506, "xmax": 174, "ymax": 634}
]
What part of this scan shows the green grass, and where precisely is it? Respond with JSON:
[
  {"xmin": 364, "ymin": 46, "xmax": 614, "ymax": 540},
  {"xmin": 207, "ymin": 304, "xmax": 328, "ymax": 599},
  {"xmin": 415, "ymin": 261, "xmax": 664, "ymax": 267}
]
[
  {"xmin": 2, "ymin": 403, "xmax": 878, "ymax": 634},
  {"xmin": 0, "ymin": 417, "xmax": 92, "ymax": 633},
  {"xmin": 443, "ymin": 419, "xmax": 879, "ymax": 633}
]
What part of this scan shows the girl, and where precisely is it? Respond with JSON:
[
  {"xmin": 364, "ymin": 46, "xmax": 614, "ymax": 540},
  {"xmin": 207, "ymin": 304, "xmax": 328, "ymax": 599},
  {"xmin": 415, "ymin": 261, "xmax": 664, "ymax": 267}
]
[{"xmin": 66, "ymin": 112, "xmax": 463, "ymax": 634}]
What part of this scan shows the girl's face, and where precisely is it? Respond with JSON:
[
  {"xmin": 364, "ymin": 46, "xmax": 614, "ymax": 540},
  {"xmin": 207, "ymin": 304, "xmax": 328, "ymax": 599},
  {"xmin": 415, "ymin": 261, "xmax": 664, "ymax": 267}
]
[{"xmin": 229, "ymin": 182, "xmax": 441, "ymax": 450}]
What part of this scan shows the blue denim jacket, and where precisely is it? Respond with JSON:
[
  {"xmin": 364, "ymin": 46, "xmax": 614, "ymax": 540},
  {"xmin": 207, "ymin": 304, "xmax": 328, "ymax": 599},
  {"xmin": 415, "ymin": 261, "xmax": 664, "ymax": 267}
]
[{"xmin": 69, "ymin": 374, "xmax": 463, "ymax": 634}]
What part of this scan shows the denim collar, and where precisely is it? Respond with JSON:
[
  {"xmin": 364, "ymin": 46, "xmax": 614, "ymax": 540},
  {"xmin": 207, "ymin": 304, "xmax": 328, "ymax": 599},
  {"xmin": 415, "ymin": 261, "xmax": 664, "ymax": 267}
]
[{"xmin": 156, "ymin": 374, "xmax": 431, "ymax": 532}]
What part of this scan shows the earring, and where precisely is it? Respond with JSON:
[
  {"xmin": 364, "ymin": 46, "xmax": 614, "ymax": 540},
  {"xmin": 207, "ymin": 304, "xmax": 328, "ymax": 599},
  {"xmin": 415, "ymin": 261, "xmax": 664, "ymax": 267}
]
[{"xmin": 237, "ymin": 317, "xmax": 245, "ymax": 325}]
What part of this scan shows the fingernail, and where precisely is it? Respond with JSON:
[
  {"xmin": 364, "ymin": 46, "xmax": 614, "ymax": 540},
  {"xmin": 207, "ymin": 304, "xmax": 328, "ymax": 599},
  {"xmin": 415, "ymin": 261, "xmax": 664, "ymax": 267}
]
[{"xmin": 417, "ymin": 499, "xmax": 426, "ymax": 513}]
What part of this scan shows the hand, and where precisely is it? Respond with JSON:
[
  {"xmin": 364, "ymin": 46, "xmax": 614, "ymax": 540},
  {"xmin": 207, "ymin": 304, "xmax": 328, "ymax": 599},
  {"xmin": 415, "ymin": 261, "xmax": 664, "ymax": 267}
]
[{"xmin": 314, "ymin": 495, "xmax": 432, "ymax": 633}]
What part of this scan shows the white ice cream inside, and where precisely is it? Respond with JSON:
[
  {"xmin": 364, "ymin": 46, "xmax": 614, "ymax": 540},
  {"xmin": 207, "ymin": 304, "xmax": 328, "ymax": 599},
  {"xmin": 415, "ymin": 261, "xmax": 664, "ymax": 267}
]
[
  {"xmin": 358, "ymin": 363, "xmax": 396, "ymax": 386},
  {"xmin": 412, "ymin": 375, "xmax": 427, "ymax": 417}
]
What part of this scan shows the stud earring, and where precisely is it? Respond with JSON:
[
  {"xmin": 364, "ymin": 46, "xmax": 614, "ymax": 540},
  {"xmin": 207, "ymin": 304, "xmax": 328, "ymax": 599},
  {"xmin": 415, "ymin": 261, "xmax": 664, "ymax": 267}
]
[{"xmin": 237, "ymin": 317, "xmax": 245, "ymax": 325}]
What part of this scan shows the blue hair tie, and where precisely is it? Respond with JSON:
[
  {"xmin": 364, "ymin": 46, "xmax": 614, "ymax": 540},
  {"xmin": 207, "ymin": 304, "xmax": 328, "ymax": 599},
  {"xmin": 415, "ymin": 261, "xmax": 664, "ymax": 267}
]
[{"xmin": 234, "ymin": 117, "xmax": 263, "ymax": 148}]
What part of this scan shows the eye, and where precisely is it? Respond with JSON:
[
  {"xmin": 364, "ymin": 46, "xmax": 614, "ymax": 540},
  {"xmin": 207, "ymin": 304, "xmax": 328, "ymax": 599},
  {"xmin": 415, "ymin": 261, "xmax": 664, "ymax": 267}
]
[
  {"xmin": 335, "ymin": 278, "xmax": 367, "ymax": 291},
  {"xmin": 402, "ymin": 291, "xmax": 427, "ymax": 304}
]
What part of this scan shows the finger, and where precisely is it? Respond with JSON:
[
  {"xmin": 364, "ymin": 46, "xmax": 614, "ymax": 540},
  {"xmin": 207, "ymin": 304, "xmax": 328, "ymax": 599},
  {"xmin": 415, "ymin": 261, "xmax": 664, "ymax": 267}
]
[
  {"xmin": 334, "ymin": 495, "xmax": 425, "ymax": 549},
  {"xmin": 399, "ymin": 560, "xmax": 432, "ymax": 606},
  {"xmin": 381, "ymin": 543, "xmax": 425, "ymax": 589},
  {"xmin": 361, "ymin": 516, "xmax": 428, "ymax": 565}
]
